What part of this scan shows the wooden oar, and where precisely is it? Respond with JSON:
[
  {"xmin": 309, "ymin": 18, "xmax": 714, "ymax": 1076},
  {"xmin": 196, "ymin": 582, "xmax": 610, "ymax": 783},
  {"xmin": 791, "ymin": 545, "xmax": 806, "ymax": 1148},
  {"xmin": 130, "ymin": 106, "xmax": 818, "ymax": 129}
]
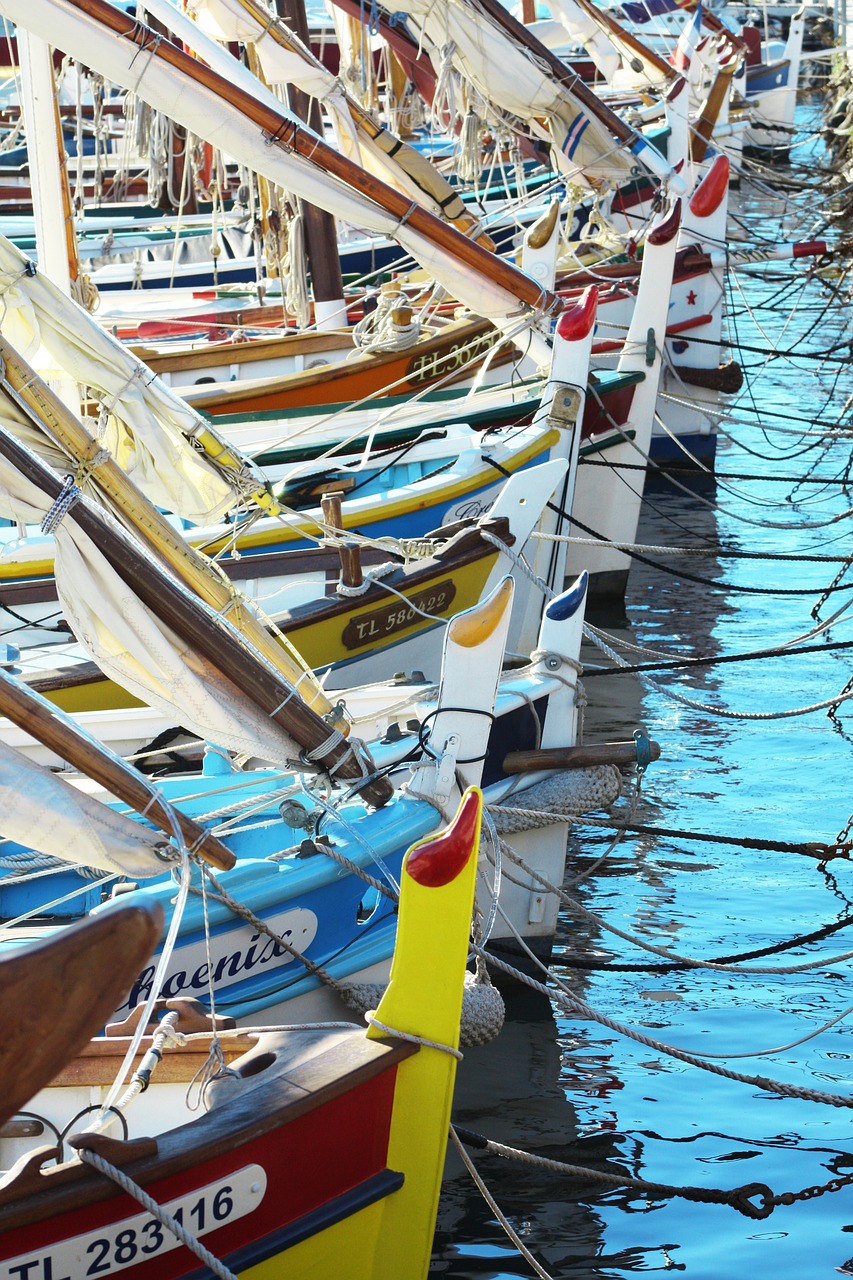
[
  {"xmin": 0, "ymin": 424, "xmax": 394, "ymax": 807},
  {"xmin": 0, "ymin": 903, "xmax": 163, "ymax": 1130},
  {"xmin": 0, "ymin": 666, "xmax": 235, "ymax": 869}
]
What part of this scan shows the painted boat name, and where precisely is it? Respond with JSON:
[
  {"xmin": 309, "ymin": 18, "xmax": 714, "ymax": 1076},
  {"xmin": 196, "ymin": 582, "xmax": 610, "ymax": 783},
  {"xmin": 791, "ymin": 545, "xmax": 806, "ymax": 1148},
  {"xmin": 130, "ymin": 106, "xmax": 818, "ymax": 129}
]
[
  {"xmin": 116, "ymin": 907, "xmax": 319, "ymax": 1013},
  {"xmin": 342, "ymin": 581, "xmax": 456, "ymax": 650}
]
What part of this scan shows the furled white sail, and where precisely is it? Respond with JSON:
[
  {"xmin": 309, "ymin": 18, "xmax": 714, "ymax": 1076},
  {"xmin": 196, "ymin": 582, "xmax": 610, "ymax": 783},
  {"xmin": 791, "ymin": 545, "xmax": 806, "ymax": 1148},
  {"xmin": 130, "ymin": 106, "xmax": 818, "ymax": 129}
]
[
  {"xmin": 167, "ymin": 0, "xmax": 479, "ymax": 230},
  {"xmin": 0, "ymin": 236, "xmax": 261, "ymax": 524},
  {"xmin": 360, "ymin": 0, "xmax": 663, "ymax": 188},
  {"xmin": 540, "ymin": 0, "xmax": 622, "ymax": 82},
  {"xmin": 0, "ymin": 0, "xmax": 554, "ymax": 365},
  {"xmin": 0, "ymin": 434, "xmax": 305, "ymax": 766},
  {"xmin": 0, "ymin": 736, "xmax": 175, "ymax": 875}
]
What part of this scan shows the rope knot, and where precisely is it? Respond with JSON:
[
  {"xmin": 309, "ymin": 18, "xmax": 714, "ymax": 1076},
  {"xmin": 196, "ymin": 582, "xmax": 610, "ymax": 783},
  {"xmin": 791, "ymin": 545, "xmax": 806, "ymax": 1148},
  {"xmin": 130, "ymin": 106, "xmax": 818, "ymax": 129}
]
[{"xmin": 728, "ymin": 1181, "xmax": 775, "ymax": 1220}]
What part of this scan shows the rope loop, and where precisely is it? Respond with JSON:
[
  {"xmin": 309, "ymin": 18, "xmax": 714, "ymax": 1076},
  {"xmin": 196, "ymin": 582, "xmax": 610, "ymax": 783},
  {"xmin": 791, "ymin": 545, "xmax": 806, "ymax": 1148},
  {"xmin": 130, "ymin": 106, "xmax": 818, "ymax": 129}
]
[
  {"xmin": 728, "ymin": 1182, "xmax": 776, "ymax": 1220},
  {"xmin": 365, "ymin": 1012, "xmax": 463, "ymax": 1059},
  {"xmin": 41, "ymin": 475, "xmax": 82, "ymax": 535}
]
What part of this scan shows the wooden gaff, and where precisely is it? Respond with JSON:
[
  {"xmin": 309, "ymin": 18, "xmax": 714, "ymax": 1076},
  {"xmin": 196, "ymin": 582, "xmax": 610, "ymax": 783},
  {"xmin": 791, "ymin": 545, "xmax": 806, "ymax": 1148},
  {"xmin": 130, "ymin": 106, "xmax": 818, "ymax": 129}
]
[{"xmin": 0, "ymin": 423, "xmax": 394, "ymax": 806}]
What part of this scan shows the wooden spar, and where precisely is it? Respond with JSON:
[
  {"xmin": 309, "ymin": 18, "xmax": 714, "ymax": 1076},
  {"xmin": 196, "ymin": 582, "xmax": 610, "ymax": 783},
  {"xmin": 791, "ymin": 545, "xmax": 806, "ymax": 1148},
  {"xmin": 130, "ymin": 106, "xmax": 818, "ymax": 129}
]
[
  {"xmin": 0, "ymin": 425, "xmax": 394, "ymax": 807},
  {"xmin": 67, "ymin": 0, "xmax": 558, "ymax": 316},
  {"xmin": 228, "ymin": 0, "xmax": 490, "ymax": 243},
  {"xmin": 0, "ymin": 666, "xmax": 235, "ymax": 869},
  {"xmin": 459, "ymin": 0, "xmax": 646, "ymax": 148},
  {"xmin": 568, "ymin": 0, "xmax": 677, "ymax": 83},
  {"xmin": 0, "ymin": 338, "xmax": 343, "ymax": 727},
  {"xmin": 503, "ymin": 739, "xmax": 661, "ymax": 773},
  {"xmin": 276, "ymin": 0, "xmax": 346, "ymax": 317},
  {"xmin": 690, "ymin": 62, "xmax": 736, "ymax": 163}
]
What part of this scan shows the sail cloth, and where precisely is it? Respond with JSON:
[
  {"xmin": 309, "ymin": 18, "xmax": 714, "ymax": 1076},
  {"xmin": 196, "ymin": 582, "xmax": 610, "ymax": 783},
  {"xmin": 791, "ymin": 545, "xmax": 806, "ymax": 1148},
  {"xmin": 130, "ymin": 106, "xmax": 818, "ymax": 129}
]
[
  {"xmin": 174, "ymin": 0, "xmax": 478, "ymax": 231},
  {"xmin": 0, "ymin": 236, "xmax": 258, "ymax": 525},
  {"xmin": 0, "ymin": 0, "xmax": 554, "ymax": 366},
  {"xmin": 0, "ymin": 432, "xmax": 305, "ymax": 767},
  {"xmin": 540, "ymin": 1, "xmax": 621, "ymax": 82},
  {"xmin": 0, "ymin": 736, "xmax": 175, "ymax": 876},
  {"xmin": 355, "ymin": 0, "xmax": 663, "ymax": 188}
]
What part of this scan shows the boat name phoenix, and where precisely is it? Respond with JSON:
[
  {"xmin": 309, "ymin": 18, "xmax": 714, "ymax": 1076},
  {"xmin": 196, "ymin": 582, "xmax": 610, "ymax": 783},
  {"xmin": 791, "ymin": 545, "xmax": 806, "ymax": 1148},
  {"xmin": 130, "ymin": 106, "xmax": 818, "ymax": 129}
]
[{"xmin": 115, "ymin": 908, "xmax": 320, "ymax": 1013}]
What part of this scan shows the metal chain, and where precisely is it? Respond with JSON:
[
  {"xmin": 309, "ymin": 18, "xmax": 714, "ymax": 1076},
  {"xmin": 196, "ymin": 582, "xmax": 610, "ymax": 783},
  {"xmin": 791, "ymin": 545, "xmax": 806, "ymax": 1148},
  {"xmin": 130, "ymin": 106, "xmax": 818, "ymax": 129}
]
[
  {"xmin": 452, "ymin": 1128, "xmax": 853, "ymax": 1221},
  {"xmin": 811, "ymin": 552, "xmax": 853, "ymax": 619}
]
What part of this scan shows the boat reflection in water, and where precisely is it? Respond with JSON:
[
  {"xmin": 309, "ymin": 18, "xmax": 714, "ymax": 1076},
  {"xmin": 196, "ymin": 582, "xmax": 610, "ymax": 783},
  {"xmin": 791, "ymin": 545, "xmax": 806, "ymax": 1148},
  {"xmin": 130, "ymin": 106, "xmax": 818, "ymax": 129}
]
[{"xmin": 435, "ymin": 984, "xmax": 622, "ymax": 1276}]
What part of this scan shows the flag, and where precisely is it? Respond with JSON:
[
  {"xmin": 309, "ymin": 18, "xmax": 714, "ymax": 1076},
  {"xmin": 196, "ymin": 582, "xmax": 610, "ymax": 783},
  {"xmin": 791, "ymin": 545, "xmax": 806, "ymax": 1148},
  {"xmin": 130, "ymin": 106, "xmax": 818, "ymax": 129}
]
[
  {"xmin": 671, "ymin": 2, "xmax": 703, "ymax": 70},
  {"xmin": 621, "ymin": 0, "xmax": 695, "ymax": 23}
]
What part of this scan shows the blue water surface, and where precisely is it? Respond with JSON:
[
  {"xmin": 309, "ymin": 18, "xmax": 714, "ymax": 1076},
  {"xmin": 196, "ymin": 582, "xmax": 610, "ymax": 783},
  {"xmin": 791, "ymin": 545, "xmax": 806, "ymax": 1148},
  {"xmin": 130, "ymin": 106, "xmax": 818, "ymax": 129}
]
[{"xmin": 434, "ymin": 96, "xmax": 853, "ymax": 1278}]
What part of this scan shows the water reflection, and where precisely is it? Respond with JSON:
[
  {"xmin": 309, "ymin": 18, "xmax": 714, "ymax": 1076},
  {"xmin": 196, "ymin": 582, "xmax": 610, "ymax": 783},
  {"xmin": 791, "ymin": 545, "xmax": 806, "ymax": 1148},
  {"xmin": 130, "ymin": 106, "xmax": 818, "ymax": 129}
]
[{"xmin": 437, "ymin": 99, "xmax": 853, "ymax": 1279}]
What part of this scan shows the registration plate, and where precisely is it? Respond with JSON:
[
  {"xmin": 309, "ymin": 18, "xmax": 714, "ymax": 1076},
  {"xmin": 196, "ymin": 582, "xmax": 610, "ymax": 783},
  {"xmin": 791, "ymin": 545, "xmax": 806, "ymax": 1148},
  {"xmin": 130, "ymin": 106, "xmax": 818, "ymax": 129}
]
[{"xmin": 1, "ymin": 1163, "xmax": 266, "ymax": 1279}]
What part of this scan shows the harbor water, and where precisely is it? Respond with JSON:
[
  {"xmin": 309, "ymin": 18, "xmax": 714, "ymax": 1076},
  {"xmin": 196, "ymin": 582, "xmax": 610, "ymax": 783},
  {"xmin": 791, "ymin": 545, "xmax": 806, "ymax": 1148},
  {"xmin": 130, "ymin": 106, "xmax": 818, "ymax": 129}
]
[{"xmin": 434, "ymin": 98, "xmax": 853, "ymax": 1278}]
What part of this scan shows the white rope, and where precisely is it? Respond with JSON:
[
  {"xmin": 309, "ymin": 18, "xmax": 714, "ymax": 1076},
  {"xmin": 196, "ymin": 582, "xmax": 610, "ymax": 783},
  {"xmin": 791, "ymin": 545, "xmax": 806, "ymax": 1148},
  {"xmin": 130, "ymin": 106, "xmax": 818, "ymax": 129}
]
[
  {"xmin": 303, "ymin": 727, "xmax": 346, "ymax": 761},
  {"xmin": 335, "ymin": 561, "xmax": 396, "ymax": 597},
  {"xmin": 584, "ymin": 623, "xmax": 853, "ymax": 721},
  {"xmin": 364, "ymin": 1012, "xmax": 463, "ymax": 1058},
  {"xmin": 351, "ymin": 289, "xmax": 423, "ymax": 353}
]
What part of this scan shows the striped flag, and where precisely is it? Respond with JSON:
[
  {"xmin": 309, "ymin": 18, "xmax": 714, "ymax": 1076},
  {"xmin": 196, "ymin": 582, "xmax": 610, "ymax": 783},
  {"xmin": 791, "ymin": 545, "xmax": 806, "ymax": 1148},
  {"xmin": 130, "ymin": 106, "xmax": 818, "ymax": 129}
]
[
  {"xmin": 621, "ymin": 0, "xmax": 696, "ymax": 23},
  {"xmin": 671, "ymin": 2, "xmax": 704, "ymax": 70}
]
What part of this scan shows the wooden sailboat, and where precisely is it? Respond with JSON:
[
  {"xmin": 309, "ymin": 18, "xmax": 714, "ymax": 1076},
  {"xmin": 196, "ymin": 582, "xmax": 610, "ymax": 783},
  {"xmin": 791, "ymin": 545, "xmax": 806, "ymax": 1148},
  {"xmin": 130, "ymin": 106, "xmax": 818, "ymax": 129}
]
[
  {"xmin": 0, "ymin": 565, "xmax": 604, "ymax": 1008},
  {"xmin": 0, "ymin": 789, "xmax": 484, "ymax": 1280}
]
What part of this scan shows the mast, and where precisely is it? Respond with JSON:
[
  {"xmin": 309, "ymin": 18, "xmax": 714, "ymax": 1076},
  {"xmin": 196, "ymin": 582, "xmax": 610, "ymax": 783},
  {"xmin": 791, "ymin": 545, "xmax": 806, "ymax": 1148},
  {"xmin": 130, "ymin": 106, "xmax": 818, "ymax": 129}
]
[
  {"xmin": 276, "ymin": 0, "xmax": 347, "ymax": 331},
  {"xmin": 16, "ymin": 31, "xmax": 79, "ymax": 293}
]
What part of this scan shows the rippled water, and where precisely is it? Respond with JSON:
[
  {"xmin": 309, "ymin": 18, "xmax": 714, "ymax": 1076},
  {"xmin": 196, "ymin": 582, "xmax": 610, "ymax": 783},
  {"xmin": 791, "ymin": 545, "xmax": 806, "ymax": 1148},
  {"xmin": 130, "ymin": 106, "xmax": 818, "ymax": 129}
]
[{"xmin": 434, "ymin": 98, "xmax": 853, "ymax": 1278}]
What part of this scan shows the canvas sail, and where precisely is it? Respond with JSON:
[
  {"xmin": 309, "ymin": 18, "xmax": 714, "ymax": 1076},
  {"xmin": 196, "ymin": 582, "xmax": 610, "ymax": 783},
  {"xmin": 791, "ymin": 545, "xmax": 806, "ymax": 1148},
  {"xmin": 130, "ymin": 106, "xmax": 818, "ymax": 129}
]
[
  {"xmin": 172, "ymin": 0, "xmax": 480, "ymax": 231},
  {"xmin": 0, "ymin": 236, "xmax": 263, "ymax": 524},
  {"xmin": 0, "ymin": 0, "xmax": 556, "ymax": 364},
  {"xmin": 352, "ymin": 0, "xmax": 667, "ymax": 187},
  {"xmin": 0, "ymin": 430, "xmax": 306, "ymax": 766},
  {"xmin": 548, "ymin": 0, "xmax": 674, "ymax": 89},
  {"xmin": 0, "ymin": 736, "xmax": 177, "ymax": 876}
]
